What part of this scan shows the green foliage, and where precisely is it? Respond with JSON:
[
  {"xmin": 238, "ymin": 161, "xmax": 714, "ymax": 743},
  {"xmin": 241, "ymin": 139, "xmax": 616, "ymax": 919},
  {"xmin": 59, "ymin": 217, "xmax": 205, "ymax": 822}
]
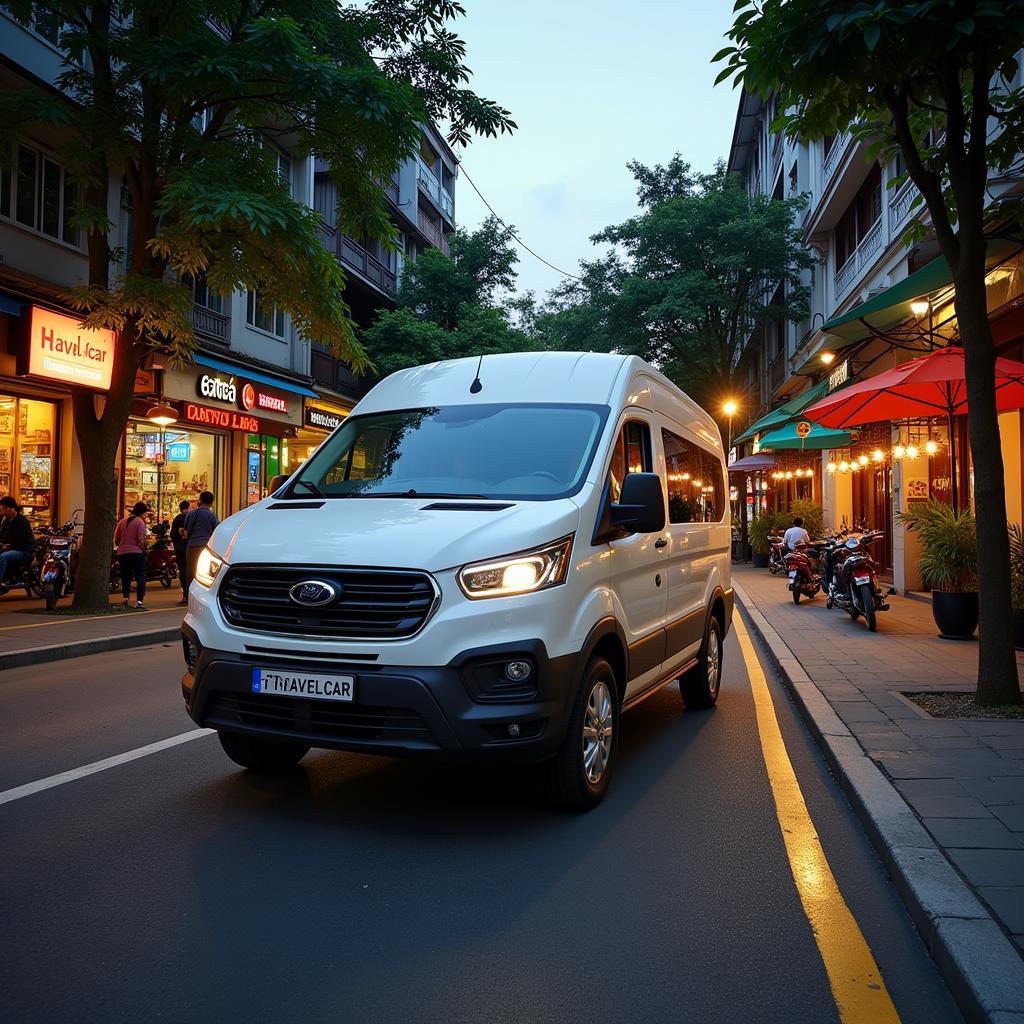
[
  {"xmin": 362, "ymin": 218, "xmax": 536, "ymax": 376},
  {"xmin": 534, "ymin": 159, "xmax": 813, "ymax": 414},
  {"xmin": 898, "ymin": 499, "xmax": 978, "ymax": 593},
  {"xmin": 1009, "ymin": 523, "xmax": 1024, "ymax": 612},
  {"xmin": 749, "ymin": 511, "xmax": 790, "ymax": 554},
  {"xmin": 788, "ymin": 499, "xmax": 823, "ymax": 539}
]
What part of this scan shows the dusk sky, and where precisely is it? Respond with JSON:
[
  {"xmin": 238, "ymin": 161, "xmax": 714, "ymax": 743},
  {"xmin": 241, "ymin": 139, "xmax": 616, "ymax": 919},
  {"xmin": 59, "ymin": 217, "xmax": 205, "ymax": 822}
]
[{"xmin": 452, "ymin": 1, "xmax": 741, "ymax": 301}]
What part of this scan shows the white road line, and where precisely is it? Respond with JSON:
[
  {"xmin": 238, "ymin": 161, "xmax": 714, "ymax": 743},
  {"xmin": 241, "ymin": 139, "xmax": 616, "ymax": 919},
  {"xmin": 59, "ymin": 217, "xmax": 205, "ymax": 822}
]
[{"xmin": 0, "ymin": 729, "xmax": 214, "ymax": 807}]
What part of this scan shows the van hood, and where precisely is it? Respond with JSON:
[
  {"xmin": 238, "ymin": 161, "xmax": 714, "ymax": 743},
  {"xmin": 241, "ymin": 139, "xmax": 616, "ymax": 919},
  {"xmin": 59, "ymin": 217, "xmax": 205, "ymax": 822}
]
[{"xmin": 211, "ymin": 497, "xmax": 582, "ymax": 573}]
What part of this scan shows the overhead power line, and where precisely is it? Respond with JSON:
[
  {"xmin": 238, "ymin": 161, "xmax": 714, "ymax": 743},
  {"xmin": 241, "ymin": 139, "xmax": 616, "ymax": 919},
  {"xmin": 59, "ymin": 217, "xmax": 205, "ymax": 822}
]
[{"xmin": 457, "ymin": 163, "xmax": 582, "ymax": 282}]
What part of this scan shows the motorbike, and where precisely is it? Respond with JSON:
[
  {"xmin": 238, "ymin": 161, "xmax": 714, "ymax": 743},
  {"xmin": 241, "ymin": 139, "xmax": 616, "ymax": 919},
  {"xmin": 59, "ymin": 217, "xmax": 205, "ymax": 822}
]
[
  {"xmin": 825, "ymin": 530, "xmax": 891, "ymax": 632},
  {"xmin": 784, "ymin": 541, "xmax": 822, "ymax": 603},
  {"xmin": 147, "ymin": 521, "xmax": 178, "ymax": 588},
  {"xmin": 767, "ymin": 533, "xmax": 787, "ymax": 575},
  {"xmin": 39, "ymin": 511, "xmax": 82, "ymax": 610},
  {"xmin": 1, "ymin": 536, "xmax": 46, "ymax": 598}
]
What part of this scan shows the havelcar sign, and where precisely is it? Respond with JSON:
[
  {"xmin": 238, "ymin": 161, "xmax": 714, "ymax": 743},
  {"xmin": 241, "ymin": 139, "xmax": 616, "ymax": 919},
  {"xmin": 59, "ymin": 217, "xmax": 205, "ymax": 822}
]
[{"xmin": 22, "ymin": 306, "xmax": 115, "ymax": 390}]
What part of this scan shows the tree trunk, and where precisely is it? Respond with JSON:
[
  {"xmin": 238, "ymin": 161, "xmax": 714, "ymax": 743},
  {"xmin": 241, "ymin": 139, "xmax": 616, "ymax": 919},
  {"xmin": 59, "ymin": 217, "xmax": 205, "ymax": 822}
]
[
  {"xmin": 71, "ymin": 330, "xmax": 146, "ymax": 612},
  {"xmin": 953, "ymin": 267, "xmax": 1020, "ymax": 704}
]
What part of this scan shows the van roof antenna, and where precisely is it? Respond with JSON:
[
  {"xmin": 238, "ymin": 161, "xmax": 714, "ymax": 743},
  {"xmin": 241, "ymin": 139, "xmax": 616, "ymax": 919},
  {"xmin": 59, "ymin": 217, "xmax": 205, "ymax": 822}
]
[{"xmin": 469, "ymin": 354, "xmax": 484, "ymax": 394}]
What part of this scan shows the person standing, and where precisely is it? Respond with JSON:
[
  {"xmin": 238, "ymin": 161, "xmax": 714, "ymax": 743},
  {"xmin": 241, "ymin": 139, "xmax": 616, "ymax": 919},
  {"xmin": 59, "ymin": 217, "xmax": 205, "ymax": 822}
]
[
  {"xmin": 0, "ymin": 496, "xmax": 36, "ymax": 595},
  {"xmin": 114, "ymin": 501, "xmax": 149, "ymax": 609},
  {"xmin": 171, "ymin": 499, "xmax": 190, "ymax": 606},
  {"xmin": 182, "ymin": 491, "xmax": 219, "ymax": 596}
]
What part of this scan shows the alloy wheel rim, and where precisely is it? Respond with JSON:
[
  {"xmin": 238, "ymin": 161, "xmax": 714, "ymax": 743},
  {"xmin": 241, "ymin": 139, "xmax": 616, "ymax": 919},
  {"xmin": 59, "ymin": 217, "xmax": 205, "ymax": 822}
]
[
  {"xmin": 707, "ymin": 630, "xmax": 721, "ymax": 695},
  {"xmin": 582, "ymin": 680, "xmax": 614, "ymax": 784}
]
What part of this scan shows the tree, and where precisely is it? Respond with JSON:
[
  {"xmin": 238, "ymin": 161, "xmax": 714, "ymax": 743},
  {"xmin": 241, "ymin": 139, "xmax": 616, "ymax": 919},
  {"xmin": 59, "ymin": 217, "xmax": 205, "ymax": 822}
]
[
  {"xmin": 0, "ymin": 0, "xmax": 514, "ymax": 611},
  {"xmin": 538, "ymin": 159, "xmax": 813, "ymax": 428},
  {"xmin": 719, "ymin": 0, "xmax": 1024, "ymax": 704},
  {"xmin": 363, "ymin": 217, "xmax": 534, "ymax": 375}
]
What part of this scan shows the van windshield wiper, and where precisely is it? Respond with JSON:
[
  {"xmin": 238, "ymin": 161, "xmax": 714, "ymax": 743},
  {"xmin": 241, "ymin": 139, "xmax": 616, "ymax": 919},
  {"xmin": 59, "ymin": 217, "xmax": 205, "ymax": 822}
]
[{"xmin": 288, "ymin": 479, "xmax": 325, "ymax": 498}]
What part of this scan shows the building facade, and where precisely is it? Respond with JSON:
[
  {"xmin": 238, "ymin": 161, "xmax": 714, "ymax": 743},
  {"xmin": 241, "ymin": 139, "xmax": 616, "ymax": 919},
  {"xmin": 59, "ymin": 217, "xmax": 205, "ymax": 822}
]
[
  {"xmin": 0, "ymin": 11, "xmax": 456, "ymax": 533},
  {"xmin": 728, "ymin": 77, "xmax": 1024, "ymax": 593}
]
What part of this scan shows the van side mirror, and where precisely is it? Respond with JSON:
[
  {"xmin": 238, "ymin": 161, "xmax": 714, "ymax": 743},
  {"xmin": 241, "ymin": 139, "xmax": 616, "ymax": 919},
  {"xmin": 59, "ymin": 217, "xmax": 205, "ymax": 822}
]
[
  {"xmin": 268, "ymin": 474, "xmax": 290, "ymax": 496},
  {"xmin": 610, "ymin": 473, "xmax": 665, "ymax": 534}
]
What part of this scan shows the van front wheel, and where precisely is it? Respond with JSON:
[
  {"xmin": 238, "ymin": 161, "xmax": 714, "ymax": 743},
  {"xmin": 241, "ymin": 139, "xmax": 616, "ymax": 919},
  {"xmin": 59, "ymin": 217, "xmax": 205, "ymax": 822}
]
[
  {"xmin": 217, "ymin": 731, "xmax": 309, "ymax": 772},
  {"xmin": 540, "ymin": 655, "xmax": 619, "ymax": 812},
  {"xmin": 680, "ymin": 615, "xmax": 723, "ymax": 709}
]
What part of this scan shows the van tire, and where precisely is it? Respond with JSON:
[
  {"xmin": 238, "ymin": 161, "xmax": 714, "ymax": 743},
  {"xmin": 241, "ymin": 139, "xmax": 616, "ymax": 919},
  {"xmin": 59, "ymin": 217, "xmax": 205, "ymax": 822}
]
[
  {"xmin": 217, "ymin": 731, "xmax": 309, "ymax": 772},
  {"xmin": 539, "ymin": 655, "xmax": 618, "ymax": 812},
  {"xmin": 680, "ymin": 615, "xmax": 723, "ymax": 710}
]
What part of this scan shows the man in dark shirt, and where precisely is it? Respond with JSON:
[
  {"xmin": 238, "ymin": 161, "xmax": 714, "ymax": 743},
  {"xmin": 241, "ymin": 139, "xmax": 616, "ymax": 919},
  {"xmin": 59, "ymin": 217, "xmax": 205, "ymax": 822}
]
[
  {"xmin": 182, "ymin": 491, "xmax": 219, "ymax": 597},
  {"xmin": 0, "ymin": 496, "xmax": 35, "ymax": 594},
  {"xmin": 171, "ymin": 499, "xmax": 190, "ymax": 605}
]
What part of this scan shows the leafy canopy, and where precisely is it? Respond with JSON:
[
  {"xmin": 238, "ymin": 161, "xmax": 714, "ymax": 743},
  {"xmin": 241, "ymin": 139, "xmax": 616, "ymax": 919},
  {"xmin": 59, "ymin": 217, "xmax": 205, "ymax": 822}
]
[
  {"xmin": 362, "ymin": 217, "xmax": 536, "ymax": 377},
  {"xmin": 537, "ymin": 159, "xmax": 813, "ymax": 411},
  {"xmin": 0, "ymin": 0, "xmax": 516, "ymax": 366}
]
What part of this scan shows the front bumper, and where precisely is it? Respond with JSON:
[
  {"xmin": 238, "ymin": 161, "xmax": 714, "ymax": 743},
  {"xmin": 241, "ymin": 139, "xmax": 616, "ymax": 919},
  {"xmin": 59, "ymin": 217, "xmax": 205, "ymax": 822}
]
[{"xmin": 181, "ymin": 624, "xmax": 577, "ymax": 764}]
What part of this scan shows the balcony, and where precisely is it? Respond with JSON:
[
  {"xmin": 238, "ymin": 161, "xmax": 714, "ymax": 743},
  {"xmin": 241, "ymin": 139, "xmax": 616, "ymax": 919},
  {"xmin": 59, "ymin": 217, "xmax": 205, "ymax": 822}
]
[
  {"xmin": 768, "ymin": 351, "xmax": 786, "ymax": 394},
  {"xmin": 416, "ymin": 210, "xmax": 450, "ymax": 256},
  {"xmin": 190, "ymin": 304, "xmax": 230, "ymax": 346},
  {"xmin": 888, "ymin": 179, "xmax": 919, "ymax": 235},
  {"xmin": 317, "ymin": 222, "xmax": 397, "ymax": 297},
  {"xmin": 832, "ymin": 214, "xmax": 885, "ymax": 305},
  {"xmin": 822, "ymin": 132, "xmax": 852, "ymax": 188},
  {"xmin": 416, "ymin": 160, "xmax": 455, "ymax": 221}
]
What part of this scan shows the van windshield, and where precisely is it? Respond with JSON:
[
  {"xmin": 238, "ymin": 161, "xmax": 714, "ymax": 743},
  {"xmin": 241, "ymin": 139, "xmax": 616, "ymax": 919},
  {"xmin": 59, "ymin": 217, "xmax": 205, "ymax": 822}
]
[{"xmin": 285, "ymin": 403, "xmax": 609, "ymax": 501}]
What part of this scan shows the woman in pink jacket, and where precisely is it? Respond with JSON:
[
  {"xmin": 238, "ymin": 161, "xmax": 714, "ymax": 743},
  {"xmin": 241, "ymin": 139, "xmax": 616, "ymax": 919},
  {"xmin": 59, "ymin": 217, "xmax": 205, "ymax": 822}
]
[{"xmin": 113, "ymin": 501, "xmax": 149, "ymax": 609}]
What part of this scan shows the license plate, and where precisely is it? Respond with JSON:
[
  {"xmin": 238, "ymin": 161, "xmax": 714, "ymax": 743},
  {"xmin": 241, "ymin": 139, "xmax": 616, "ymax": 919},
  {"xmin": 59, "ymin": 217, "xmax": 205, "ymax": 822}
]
[
  {"xmin": 250, "ymin": 667, "xmax": 355, "ymax": 702},
  {"xmin": 853, "ymin": 575, "xmax": 871, "ymax": 585},
  {"xmin": 788, "ymin": 571, "xmax": 797, "ymax": 579}
]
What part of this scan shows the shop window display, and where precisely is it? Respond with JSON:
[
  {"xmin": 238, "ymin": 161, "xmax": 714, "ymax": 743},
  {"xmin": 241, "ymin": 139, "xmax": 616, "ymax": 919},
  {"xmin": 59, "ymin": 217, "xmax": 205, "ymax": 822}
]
[
  {"xmin": 0, "ymin": 396, "xmax": 56, "ymax": 526},
  {"xmin": 123, "ymin": 420, "xmax": 220, "ymax": 523}
]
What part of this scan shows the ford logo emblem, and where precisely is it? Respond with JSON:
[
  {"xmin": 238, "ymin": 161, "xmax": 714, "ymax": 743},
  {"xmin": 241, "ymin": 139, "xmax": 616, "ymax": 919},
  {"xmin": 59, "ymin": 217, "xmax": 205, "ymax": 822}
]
[{"xmin": 289, "ymin": 580, "xmax": 340, "ymax": 606}]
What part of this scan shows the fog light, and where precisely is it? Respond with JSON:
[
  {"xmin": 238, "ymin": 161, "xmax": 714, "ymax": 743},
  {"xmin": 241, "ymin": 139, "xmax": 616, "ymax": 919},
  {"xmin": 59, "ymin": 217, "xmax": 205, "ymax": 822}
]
[
  {"xmin": 505, "ymin": 659, "xmax": 533, "ymax": 682},
  {"xmin": 508, "ymin": 723, "xmax": 521, "ymax": 737}
]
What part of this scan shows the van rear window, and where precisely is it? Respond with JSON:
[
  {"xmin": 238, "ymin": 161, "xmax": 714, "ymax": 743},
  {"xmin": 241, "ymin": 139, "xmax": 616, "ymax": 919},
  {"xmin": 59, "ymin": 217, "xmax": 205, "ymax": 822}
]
[{"xmin": 287, "ymin": 403, "xmax": 609, "ymax": 501}]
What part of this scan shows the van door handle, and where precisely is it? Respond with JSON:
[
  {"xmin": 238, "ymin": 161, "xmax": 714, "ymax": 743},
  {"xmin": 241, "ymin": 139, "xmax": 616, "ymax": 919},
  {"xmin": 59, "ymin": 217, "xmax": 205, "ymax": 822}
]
[{"xmin": 654, "ymin": 537, "xmax": 668, "ymax": 549}]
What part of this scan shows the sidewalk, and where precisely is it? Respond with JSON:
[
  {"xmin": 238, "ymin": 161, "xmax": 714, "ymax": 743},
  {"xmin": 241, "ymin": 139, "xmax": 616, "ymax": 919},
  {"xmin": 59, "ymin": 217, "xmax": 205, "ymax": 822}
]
[
  {"xmin": 0, "ymin": 586, "xmax": 185, "ymax": 669},
  {"xmin": 735, "ymin": 564, "xmax": 1024, "ymax": 1019}
]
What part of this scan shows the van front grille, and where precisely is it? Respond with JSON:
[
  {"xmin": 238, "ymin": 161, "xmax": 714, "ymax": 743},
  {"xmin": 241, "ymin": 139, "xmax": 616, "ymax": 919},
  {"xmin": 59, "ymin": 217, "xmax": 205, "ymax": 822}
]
[
  {"xmin": 204, "ymin": 691, "xmax": 435, "ymax": 745},
  {"xmin": 218, "ymin": 565, "xmax": 438, "ymax": 639}
]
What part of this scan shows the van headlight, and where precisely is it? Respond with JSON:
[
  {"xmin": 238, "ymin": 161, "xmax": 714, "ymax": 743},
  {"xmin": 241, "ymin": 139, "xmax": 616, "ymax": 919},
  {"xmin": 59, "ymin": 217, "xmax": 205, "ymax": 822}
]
[
  {"xmin": 457, "ymin": 536, "xmax": 573, "ymax": 600},
  {"xmin": 194, "ymin": 546, "xmax": 225, "ymax": 588}
]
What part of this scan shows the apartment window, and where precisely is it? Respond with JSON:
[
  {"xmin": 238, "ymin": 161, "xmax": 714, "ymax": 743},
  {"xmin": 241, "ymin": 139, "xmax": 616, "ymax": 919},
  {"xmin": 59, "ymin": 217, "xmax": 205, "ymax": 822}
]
[
  {"xmin": 5, "ymin": 145, "xmax": 79, "ymax": 246},
  {"xmin": 789, "ymin": 162, "xmax": 798, "ymax": 195},
  {"xmin": 276, "ymin": 150, "xmax": 292, "ymax": 194},
  {"xmin": 246, "ymin": 290, "xmax": 285, "ymax": 338},
  {"xmin": 835, "ymin": 164, "xmax": 881, "ymax": 268},
  {"xmin": 190, "ymin": 272, "xmax": 223, "ymax": 314},
  {"xmin": 419, "ymin": 139, "xmax": 438, "ymax": 173}
]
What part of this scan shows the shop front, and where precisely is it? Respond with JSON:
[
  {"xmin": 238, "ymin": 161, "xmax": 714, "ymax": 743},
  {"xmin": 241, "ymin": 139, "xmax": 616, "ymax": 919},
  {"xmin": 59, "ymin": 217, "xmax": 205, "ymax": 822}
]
[{"xmin": 287, "ymin": 399, "xmax": 350, "ymax": 473}]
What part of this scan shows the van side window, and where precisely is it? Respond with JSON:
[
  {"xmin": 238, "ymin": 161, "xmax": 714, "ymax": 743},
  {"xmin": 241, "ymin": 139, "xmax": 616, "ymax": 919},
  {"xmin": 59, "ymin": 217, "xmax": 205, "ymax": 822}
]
[
  {"xmin": 662, "ymin": 429, "xmax": 725, "ymax": 523},
  {"xmin": 608, "ymin": 421, "xmax": 652, "ymax": 502}
]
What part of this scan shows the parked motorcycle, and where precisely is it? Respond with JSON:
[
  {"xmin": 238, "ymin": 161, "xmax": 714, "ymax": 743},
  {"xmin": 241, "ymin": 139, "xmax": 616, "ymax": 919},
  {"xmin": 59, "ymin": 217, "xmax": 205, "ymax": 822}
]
[
  {"xmin": 825, "ymin": 530, "xmax": 891, "ymax": 632},
  {"xmin": 39, "ymin": 511, "xmax": 82, "ymax": 611},
  {"xmin": 784, "ymin": 541, "xmax": 822, "ymax": 603},
  {"xmin": 2, "ymin": 535, "xmax": 46, "ymax": 598},
  {"xmin": 147, "ymin": 522, "xmax": 178, "ymax": 588},
  {"xmin": 767, "ymin": 533, "xmax": 787, "ymax": 575}
]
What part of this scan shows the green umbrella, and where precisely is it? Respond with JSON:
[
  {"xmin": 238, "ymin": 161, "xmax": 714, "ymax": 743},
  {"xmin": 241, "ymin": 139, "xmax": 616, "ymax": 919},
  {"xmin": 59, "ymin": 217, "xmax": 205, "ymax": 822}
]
[{"xmin": 757, "ymin": 420, "xmax": 852, "ymax": 450}]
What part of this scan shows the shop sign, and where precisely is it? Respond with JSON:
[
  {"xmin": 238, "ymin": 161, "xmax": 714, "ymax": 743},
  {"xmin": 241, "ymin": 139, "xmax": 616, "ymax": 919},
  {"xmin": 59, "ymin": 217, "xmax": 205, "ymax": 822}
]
[
  {"xmin": 185, "ymin": 401, "xmax": 259, "ymax": 433},
  {"xmin": 197, "ymin": 373, "xmax": 237, "ymax": 404},
  {"xmin": 304, "ymin": 405, "xmax": 346, "ymax": 432},
  {"xmin": 828, "ymin": 359, "xmax": 850, "ymax": 392},
  {"xmin": 22, "ymin": 307, "xmax": 115, "ymax": 390},
  {"xmin": 167, "ymin": 443, "xmax": 191, "ymax": 461},
  {"xmin": 240, "ymin": 381, "xmax": 288, "ymax": 415}
]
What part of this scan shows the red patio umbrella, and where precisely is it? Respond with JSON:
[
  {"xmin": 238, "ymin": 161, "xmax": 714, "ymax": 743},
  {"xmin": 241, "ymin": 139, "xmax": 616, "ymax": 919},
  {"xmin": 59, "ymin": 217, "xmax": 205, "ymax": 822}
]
[{"xmin": 805, "ymin": 346, "xmax": 1024, "ymax": 505}]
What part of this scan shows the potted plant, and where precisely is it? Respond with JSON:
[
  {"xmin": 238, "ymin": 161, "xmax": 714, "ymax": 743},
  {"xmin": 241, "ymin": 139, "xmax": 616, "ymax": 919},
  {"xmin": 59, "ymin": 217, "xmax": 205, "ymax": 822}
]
[
  {"xmin": 789, "ymin": 499, "xmax": 824, "ymax": 540},
  {"xmin": 1010, "ymin": 523, "xmax": 1024, "ymax": 650},
  {"xmin": 898, "ymin": 499, "xmax": 978, "ymax": 640},
  {"xmin": 749, "ymin": 511, "xmax": 786, "ymax": 568}
]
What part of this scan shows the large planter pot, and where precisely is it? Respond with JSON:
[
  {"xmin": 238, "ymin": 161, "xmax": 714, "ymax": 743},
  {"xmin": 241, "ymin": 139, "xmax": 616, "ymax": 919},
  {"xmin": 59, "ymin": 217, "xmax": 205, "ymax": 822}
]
[
  {"xmin": 1014, "ymin": 608, "xmax": 1024, "ymax": 651},
  {"xmin": 752, "ymin": 551, "xmax": 770, "ymax": 569},
  {"xmin": 932, "ymin": 591, "xmax": 979, "ymax": 640}
]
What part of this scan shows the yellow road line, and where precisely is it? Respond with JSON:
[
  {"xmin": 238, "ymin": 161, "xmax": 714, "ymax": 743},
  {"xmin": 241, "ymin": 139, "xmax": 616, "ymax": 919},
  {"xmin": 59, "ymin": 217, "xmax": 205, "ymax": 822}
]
[
  {"xmin": 734, "ymin": 615, "xmax": 900, "ymax": 1024},
  {"xmin": 0, "ymin": 607, "xmax": 181, "ymax": 631}
]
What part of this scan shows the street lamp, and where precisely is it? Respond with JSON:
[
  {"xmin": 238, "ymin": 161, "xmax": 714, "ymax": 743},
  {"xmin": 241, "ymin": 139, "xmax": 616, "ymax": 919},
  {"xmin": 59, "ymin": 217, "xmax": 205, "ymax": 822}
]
[{"xmin": 723, "ymin": 399, "xmax": 738, "ymax": 455}]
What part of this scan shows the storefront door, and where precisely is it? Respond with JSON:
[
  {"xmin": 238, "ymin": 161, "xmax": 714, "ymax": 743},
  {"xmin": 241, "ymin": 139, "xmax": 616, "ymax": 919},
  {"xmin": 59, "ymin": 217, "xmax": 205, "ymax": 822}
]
[{"xmin": 0, "ymin": 394, "xmax": 57, "ymax": 527}]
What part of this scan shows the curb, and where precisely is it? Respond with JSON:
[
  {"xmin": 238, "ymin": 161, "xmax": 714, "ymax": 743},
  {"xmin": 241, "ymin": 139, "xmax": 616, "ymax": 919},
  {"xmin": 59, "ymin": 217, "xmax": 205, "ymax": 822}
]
[
  {"xmin": 0, "ymin": 626, "xmax": 181, "ymax": 672},
  {"xmin": 734, "ymin": 582, "xmax": 1024, "ymax": 1024}
]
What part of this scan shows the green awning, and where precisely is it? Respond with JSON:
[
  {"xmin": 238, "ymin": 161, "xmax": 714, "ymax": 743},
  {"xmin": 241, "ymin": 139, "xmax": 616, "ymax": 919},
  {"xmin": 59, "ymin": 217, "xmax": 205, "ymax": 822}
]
[
  {"xmin": 822, "ymin": 237, "xmax": 1020, "ymax": 342},
  {"xmin": 733, "ymin": 378, "xmax": 831, "ymax": 445},
  {"xmin": 757, "ymin": 421, "xmax": 852, "ymax": 450}
]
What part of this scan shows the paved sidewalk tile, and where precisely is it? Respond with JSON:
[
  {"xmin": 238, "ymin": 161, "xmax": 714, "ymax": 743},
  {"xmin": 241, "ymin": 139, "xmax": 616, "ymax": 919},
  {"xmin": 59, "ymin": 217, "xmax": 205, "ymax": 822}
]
[{"xmin": 734, "ymin": 563, "xmax": 1024, "ymax": 961}]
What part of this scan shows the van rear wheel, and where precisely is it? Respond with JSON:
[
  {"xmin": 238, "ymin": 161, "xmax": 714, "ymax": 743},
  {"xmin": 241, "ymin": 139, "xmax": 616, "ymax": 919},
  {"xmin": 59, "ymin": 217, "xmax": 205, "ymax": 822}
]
[
  {"xmin": 217, "ymin": 731, "xmax": 309, "ymax": 772},
  {"xmin": 540, "ymin": 655, "xmax": 619, "ymax": 812},
  {"xmin": 680, "ymin": 616, "xmax": 723, "ymax": 710}
]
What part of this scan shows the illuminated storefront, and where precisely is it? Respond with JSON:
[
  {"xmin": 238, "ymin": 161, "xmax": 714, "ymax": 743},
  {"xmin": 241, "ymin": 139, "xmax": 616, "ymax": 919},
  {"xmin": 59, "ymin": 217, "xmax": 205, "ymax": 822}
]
[{"xmin": 286, "ymin": 399, "xmax": 350, "ymax": 473}]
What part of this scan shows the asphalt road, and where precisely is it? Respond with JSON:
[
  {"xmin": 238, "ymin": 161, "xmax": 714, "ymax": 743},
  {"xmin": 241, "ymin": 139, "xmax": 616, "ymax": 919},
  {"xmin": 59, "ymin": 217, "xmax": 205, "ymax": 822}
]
[{"xmin": 0, "ymin": 627, "xmax": 962, "ymax": 1023}]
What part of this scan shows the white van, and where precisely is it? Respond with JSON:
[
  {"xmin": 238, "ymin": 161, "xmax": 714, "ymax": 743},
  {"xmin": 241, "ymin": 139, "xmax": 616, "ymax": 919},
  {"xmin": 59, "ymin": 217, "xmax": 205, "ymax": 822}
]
[{"xmin": 181, "ymin": 352, "xmax": 733, "ymax": 810}]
